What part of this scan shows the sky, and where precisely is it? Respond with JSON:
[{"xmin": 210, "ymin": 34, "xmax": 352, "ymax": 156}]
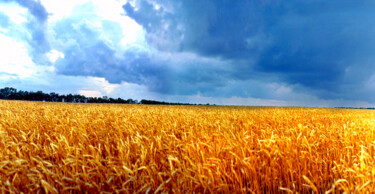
[{"xmin": 1, "ymin": 0, "xmax": 375, "ymax": 107}]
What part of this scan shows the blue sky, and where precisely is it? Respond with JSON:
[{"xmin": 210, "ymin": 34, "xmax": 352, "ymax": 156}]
[{"xmin": 1, "ymin": 0, "xmax": 375, "ymax": 107}]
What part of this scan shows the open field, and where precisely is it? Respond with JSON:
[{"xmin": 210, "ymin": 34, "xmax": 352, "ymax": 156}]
[{"xmin": 0, "ymin": 100, "xmax": 375, "ymax": 193}]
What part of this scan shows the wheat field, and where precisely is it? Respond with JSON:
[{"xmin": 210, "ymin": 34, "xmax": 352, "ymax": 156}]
[{"xmin": 0, "ymin": 100, "xmax": 375, "ymax": 193}]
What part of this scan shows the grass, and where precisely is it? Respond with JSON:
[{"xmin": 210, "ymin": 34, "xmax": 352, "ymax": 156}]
[{"xmin": 0, "ymin": 100, "xmax": 375, "ymax": 193}]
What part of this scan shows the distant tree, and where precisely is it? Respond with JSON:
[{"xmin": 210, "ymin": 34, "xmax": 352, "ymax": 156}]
[
  {"xmin": 0, "ymin": 87, "xmax": 199, "ymax": 105},
  {"xmin": 50, "ymin": 92, "xmax": 59, "ymax": 102},
  {"xmin": 0, "ymin": 87, "xmax": 17, "ymax": 99}
]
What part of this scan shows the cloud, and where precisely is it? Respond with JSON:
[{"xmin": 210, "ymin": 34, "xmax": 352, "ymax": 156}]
[
  {"xmin": 5, "ymin": 0, "xmax": 48, "ymax": 23},
  {"xmin": 2, "ymin": 0, "xmax": 375, "ymax": 107},
  {"xmin": 123, "ymin": 0, "xmax": 269, "ymax": 57},
  {"xmin": 0, "ymin": 33, "xmax": 36, "ymax": 78},
  {"xmin": 0, "ymin": 0, "xmax": 50, "ymax": 65},
  {"xmin": 78, "ymin": 90, "xmax": 103, "ymax": 97},
  {"xmin": 46, "ymin": 49, "xmax": 64, "ymax": 63},
  {"xmin": 123, "ymin": 0, "xmax": 375, "ymax": 102},
  {"xmin": 0, "ymin": 11, "xmax": 10, "ymax": 27},
  {"xmin": 47, "ymin": 2, "xmax": 234, "ymax": 96}
]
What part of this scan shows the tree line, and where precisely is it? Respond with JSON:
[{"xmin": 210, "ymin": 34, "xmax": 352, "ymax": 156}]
[{"xmin": 0, "ymin": 87, "xmax": 208, "ymax": 105}]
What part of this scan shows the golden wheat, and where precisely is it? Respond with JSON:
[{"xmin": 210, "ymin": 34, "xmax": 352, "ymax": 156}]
[{"xmin": 0, "ymin": 100, "xmax": 375, "ymax": 193}]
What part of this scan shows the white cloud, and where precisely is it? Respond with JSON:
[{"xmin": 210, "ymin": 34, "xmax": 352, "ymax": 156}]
[
  {"xmin": 87, "ymin": 77, "xmax": 119, "ymax": 94},
  {"xmin": 0, "ymin": 34, "xmax": 35, "ymax": 78},
  {"xmin": 46, "ymin": 49, "xmax": 64, "ymax": 63},
  {"xmin": 40, "ymin": 0, "xmax": 87, "ymax": 21},
  {"xmin": 41, "ymin": 0, "xmax": 144, "ymax": 48},
  {"xmin": 0, "ymin": 28, "xmax": 7, "ymax": 33},
  {"xmin": 89, "ymin": 0, "xmax": 144, "ymax": 46},
  {"xmin": 78, "ymin": 90, "xmax": 103, "ymax": 97},
  {"xmin": 0, "ymin": 2, "xmax": 28, "ymax": 24}
]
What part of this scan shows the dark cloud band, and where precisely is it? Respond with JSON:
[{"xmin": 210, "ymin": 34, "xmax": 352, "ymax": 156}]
[{"xmin": 123, "ymin": 0, "xmax": 375, "ymax": 101}]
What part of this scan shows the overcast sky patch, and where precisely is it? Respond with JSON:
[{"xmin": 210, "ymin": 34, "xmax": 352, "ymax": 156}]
[{"xmin": 1, "ymin": 0, "xmax": 375, "ymax": 107}]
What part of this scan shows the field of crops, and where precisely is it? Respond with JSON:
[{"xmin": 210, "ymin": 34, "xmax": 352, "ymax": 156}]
[{"xmin": 0, "ymin": 100, "xmax": 375, "ymax": 193}]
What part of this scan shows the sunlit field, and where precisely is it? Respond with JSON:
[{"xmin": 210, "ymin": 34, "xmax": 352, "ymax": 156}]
[{"xmin": 1, "ymin": 100, "xmax": 375, "ymax": 193}]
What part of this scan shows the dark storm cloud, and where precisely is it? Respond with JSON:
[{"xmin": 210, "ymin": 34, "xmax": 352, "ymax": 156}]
[
  {"xmin": 53, "ymin": 14, "xmax": 230, "ymax": 95},
  {"xmin": 57, "ymin": 42, "xmax": 229, "ymax": 95},
  {"xmin": 53, "ymin": 16, "xmax": 165, "ymax": 85},
  {"xmin": 123, "ymin": 0, "xmax": 375, "ymax": 101},
  {"xmin": 4, "ymin": 0, "xmax": 373, "ymax": 102},
  {"xmin": 57, "ymin": 45, "xmax": 231, "ymax": 95}
]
